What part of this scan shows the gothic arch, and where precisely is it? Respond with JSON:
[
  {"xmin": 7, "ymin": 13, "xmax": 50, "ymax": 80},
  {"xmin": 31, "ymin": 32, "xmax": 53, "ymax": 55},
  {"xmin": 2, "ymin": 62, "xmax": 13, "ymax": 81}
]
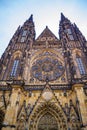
[
  {"xmin": 30, "ymin": 49, "xmax": 64, "ymax": 65},
  {"xmin": 12, "ymin": 50, "xmax": 22, "ymax": 59},
  {"xmin": 29, "ymin": 102, "xmax": 67, "ymax": 130},
  {"xmin": 71, "ymin": 48, "xmax": 87, "ymax": 77},
  {"xmin": 37, "ymin": 112, "xmax": 58, "ymax": 130},
  {"xmin": 8, "ymin": 50, "xmax": 23, "ymax": 79},
  {"xmin": 72, "ymin": 49, "xmax": 82, "ymax": 57}
]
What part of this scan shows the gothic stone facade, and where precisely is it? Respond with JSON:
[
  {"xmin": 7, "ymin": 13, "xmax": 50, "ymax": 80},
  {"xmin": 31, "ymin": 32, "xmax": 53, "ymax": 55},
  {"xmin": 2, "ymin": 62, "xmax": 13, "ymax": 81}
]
[{"xmin": 0, "ymin": 13, "xmax": 87, "ymax": 130}]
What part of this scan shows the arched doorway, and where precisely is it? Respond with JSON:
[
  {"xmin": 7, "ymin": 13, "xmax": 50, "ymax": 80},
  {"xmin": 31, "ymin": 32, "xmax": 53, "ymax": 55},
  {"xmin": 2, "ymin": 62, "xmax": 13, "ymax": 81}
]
[
  {"xmin": 29, "ymin": 103, "xmax": 67, "ymax": 130},
  {"xmin": 38, "ymin": 112, "xmax": 58, "ymax": 130}
]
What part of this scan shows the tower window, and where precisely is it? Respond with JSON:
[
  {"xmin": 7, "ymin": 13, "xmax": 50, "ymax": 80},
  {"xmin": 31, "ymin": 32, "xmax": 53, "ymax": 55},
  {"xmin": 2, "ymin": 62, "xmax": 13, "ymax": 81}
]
[
  {"xmin": 22, "ymin": 30, "xmax": 27, "ymax": 36},
  {"xmin": 10, "ymin": 60, "xmax": 19, "ymax": 76},
  {"xmin": 20, "ymin": 30, "xmax": 27, "ymax": 42},
  {"xmin": 67, "ymin": 29, "xmax": 72, "ymax": 35},
  {"xmin": 76, "ymin": 57, "xmax": 86, "ymax": 75},
  {"xmin": 66, "ymin": 28, "xmax": 74, "ymax": 40},
  {"xmin": 20, "ymin": 37, "xmax": 26, "ymax": 42},
  {"xmin": 68, "ymin": 35, "xmax": 74, "ymax": 40}
]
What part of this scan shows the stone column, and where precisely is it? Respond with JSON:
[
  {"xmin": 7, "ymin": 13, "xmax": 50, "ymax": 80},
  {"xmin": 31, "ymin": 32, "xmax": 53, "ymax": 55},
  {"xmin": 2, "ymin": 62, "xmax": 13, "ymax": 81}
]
[
  {"xmin": 2, "ymin": 86, "xmax": 20, "ymax": 130},
  {"xmin": 73, "ymin": 84, "xmax": 87, "ymax": 130}
]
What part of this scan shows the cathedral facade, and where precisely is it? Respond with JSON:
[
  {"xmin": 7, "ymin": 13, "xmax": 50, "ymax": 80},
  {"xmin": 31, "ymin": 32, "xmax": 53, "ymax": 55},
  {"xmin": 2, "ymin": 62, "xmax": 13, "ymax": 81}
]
[{"xmin": 0, "ymin": 13, "xmax": 87, "ymax": 130}]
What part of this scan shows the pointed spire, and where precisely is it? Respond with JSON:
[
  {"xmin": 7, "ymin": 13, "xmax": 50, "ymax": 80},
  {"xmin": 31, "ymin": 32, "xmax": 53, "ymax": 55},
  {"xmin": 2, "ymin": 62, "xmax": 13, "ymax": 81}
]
[
  {"xmin": 61, "ymin": 13, "xmax": 66, "ymax": 21},
  {"xmin": 22, "ymin": 14, "xmax": 35, "ymax": 41},
  {"xmin": 24, "ymin": 14, "xmax": 34, "ymax": 25},
  {"xmin": 46, "ymin": 26, "xmax": 48, "ymax": 29},
  {"xmin": 73, "ymin": 23, "xmax": 86, "ymax": 41},
  {"xmin": 60, "ymin": 12, "xmax": 70, "ymax": 23},
  {"xmin": 73, "ymin": 23, "xmax": 79, "ymax": 30},
  {"xmin": 28, "ymin": 14, "xmax": 33, "ymax": 22}
]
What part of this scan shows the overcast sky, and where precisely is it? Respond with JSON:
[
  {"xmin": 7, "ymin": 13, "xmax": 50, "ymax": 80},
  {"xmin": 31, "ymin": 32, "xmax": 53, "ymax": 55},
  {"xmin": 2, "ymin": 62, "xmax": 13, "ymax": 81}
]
[{"xmin": 0, "ymin": 0, "xmax": 87, "ymax": 57}]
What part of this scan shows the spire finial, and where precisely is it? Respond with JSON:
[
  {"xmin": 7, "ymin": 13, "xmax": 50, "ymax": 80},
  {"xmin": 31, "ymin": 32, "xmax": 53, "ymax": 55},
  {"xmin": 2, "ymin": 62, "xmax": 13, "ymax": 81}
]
[
  {"xmin": 28, "ymin": 14, "xmax": 33, "ymax": 21},
  {"xmin": 61, "ymin": 12, "xmax": 66, "ymax": 21},
  {"xmin": 60, "ymin": 12, "xmax": 71, "ymax": 24},
  {"xmin": 46, "ymin": 26, "xmax": 48, "ymax": 29}
]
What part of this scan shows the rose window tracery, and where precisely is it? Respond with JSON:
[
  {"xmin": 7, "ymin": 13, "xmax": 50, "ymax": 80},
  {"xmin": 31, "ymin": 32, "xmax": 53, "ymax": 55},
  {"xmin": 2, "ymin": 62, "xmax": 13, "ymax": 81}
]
[{"xmin": 31, "ymin": 57, "xmax": 64, "ymax": 81}]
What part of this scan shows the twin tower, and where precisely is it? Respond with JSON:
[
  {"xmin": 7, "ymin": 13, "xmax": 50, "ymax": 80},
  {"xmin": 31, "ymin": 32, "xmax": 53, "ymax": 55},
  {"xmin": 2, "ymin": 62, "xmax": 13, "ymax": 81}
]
[
  {"xmin": 0, "ymin": 13, "xmax": 87, "ymax": 82},
  {"xmin": 0, "ymin": 13, "xmax": 87, "ymax": 130}
]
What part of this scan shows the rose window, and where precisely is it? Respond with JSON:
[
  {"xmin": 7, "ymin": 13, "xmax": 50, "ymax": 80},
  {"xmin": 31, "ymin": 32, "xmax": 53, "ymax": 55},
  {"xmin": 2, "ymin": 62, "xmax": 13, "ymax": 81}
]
[{"xmin": 31, "ymin": 57, "xmax": 64, "ymax": 81}]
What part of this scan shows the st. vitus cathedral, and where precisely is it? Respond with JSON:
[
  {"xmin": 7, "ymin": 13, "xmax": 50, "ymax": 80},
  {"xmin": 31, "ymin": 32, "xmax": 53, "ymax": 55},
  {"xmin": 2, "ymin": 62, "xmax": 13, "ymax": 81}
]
[{"xmin": 0, "ymin": 13, "xmax": 87, "ymax": 130}]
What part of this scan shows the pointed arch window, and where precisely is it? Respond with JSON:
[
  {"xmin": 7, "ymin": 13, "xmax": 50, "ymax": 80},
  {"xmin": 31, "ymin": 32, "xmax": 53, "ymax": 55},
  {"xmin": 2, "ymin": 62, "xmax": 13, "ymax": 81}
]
[
  {"xmin": 76, "ymin": 56, "xmax": 86, "ymax": 75},
  {"xmin": 68, "ymin": 35, "xmax": 74, "ymax": 40},
  {"xmin": 10, "ymin": 59, "xmax": 19, "ymax": 76},
  {"xmin": 20, "ymin": 37, "xmax": 26, "ymax": 42},
  {"xmin": 20, "ymin": 30, "xmax": 27, "ymax": 42},
  {"xmin": 66, "ymin": 28, "xmax": 74, "ymax": 40},
  {"xmin": 67, "ymin": 28, "xmax": 72, "ymax": 35},
  {"xmin": 22, "ymin": 30, "xmax": 27, "ymax": 36}
]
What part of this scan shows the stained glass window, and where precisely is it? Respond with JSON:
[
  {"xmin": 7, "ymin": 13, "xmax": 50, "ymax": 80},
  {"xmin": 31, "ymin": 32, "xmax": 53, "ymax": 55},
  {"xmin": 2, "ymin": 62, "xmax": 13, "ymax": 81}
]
[
  {"xmin": 76, "ymin": 57, "xmax": 86, "ymax": 75},
  {"xmin": 32, "ymin": 58, "xmax": 64, "ymax": 81},
  {"xmin": 10, "ymin": 60, "xmax": 19, "ymax": 76},
  {"xmin": 20, "ymin": 30, "xmax": 27, "ymax": 42},
  {"xmin": 66, "ymin": 28, "xmax": 74, "ymax": 40}
]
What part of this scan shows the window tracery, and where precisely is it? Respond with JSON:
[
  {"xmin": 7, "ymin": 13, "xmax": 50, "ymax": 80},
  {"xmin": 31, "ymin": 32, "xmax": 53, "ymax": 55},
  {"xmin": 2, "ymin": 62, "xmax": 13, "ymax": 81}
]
[
  {"xmin": 31, "ymin": 57, "xmax": 64, "ymax": 81},
  {"xmin": 66, "ymin": 28, "xmax": 74, "ymax": 40},
  {"xmin": 10, "ymin": 59, "xmax": 19, "ymax": 77},
  {"xmin": 76, "ymin": 55, "xmax": 86, "ymax": 75}
]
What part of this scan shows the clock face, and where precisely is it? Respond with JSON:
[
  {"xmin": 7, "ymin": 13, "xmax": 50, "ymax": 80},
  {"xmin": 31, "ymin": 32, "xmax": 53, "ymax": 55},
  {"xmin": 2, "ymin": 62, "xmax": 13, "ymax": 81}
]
[{"xmin": 31, "ymin": 57, "xmax": 64, "ymax": 81}]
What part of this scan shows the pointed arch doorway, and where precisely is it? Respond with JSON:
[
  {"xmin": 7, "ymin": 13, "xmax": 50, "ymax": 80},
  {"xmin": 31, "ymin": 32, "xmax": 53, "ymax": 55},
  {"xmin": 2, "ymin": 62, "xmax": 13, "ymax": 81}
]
[
  {"xmin": 38, "ymin": 112, "xmax": 58, "ymax": 130},
  {"xmin": 29, "ymin": 103, "xmax": 67, "ymax": 130}
]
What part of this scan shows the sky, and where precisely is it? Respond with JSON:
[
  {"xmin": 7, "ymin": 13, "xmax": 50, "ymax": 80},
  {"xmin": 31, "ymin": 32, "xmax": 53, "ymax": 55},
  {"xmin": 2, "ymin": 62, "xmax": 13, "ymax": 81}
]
[{"xmin": 0, "ymin": 0, "xmax": 87, "ymax": 57}]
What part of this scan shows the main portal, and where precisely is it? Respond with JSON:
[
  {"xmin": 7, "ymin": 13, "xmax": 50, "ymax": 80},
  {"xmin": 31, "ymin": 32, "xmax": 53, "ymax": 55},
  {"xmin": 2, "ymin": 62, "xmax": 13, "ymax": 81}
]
[{"xmin": 38, "ymin": 112, "xmax": 58, "ymax": 130}]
